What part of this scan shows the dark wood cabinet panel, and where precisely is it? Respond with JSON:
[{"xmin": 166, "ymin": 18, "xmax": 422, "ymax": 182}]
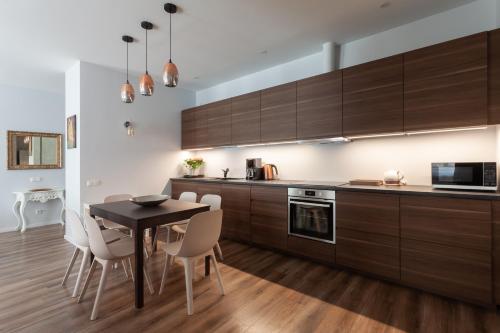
[
  {"xmin": 231, "ymin": 92, "xmax": 261, "ymax": 145},
  {"xmin": 206, "ymin": 100, "xmax": 231, "ymax": 147},
  {"xmin": 260, "ymin": 82, "xmax": 297, "ymax": 142},
  {"xmin": 404, "ymin": 32, "xmax": 487, "ymax": 131},
  {"xmin": 336, "ymin": 191, "xmax": 399, "ymax": 236},
  {"xmin": 250, "ymin": 186, "xmax": 287, "ymax": 251},
  {"xmin": 336, "ymin": 191, "xmax": 400, "ymax": 280},
  {"xmin": 342, "ymin": 55, "xmax": 404, "ymax": 136},
  {"xmin": 492, "ymin": 201, "xmax": 500, "ymax": 304},
  {"xmin": 287, "ymin": 235, "xmax": 335, "ymax": 265},
  {"xmin": 400, "ymin": 196, "xmax": 491, "ymax": 251},
  {"xmin": 171, "ymin": 181, "xmax": 198, "ymax": 200},
  {"xmin": 181, "ymin": 109, "xmax": 196, "ymax": 149},
  {"xmin": 197, "ymin": 183, "xmax": 221, "ymax": 202},
  {"xmin": 297, "ymin": 71, "xmax": 342, "ymax": 139},
  {"xmin": 221, "ymin": 185, "xmax": 251, "ymax": 242},
  {"xmin": 489, "ymin": 29, "xmax": 500, "ymax": 124},
  {"xmin": 401, "ymin": 238, "xmax": 492, "ymax": 305},
  {"xmin": 194, "ymin": 105, "xmax": 208, "ymax": 148}
]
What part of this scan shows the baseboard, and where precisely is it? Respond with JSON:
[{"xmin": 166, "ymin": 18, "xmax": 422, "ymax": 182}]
[{"xmin": 0, "ymin": 220, "xmax": 62, "ymax": 233}]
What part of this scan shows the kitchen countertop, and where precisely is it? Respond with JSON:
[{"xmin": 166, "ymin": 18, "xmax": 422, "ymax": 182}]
[{"xmin": 171, "ymin": 177, "xmax": 500, "ymax": 200}]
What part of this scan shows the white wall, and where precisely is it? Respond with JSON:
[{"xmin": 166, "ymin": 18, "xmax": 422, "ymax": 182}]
[
  {"xmin": 0, "ymin": 84, "xmax": 65, "ymax": 232},
  {"xmin": 66, "ymin": 62, "xmax": 194, "ymax": 211},
  {"xmin": 193, "ymin": 0, "xmax": 500, "ymax": 186}
]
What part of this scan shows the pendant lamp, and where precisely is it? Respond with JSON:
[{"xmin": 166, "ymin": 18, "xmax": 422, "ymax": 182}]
[
  {"xmin": 163, "ymin": 3, "xmax": 179, "ymax": 87},
  {"xmin": 121, "ymin": 35, "xmax": 135, "ymax": 103},
  {"xmin": 139, "ymin": 21, "xmax": 154, "ymax": 96}
]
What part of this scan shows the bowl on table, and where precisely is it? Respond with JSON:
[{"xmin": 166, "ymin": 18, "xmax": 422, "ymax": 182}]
[{"xmin": 129, "ymin": 195, "xmax": 170, "ymax": 207}]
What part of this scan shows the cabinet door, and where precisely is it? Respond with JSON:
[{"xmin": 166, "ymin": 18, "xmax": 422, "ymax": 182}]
[
  {"xmin": 336, "ymin": 191, "xmax": 400, "ymax": 280},
  {"xmin": 231, "ymin": 92, "xmax": 261, "ymax": 145},
  {"xmin": 400, "ymin": 195, "xmax": 492, "ymax": 305},
  {"xmin": 181, "ymin": 108, "xmax": 196, "ymax": 149},
  {"xmin": 489, "ymin": 29, "xmax": 500, "ymax": 124},
  {"xmin": 260, "ymin": 82, "xmax": 297, "ymax": 143},
  {"xmin": 171, "ymin": 181, "xmax": 198, "ymax": 200},
  {"xmin": 297, "ymin": 71, "xmax": 342, "ymax": 140},
  {"xmin": 194, "ymin": 106, "xmax": 208, "ymax": 148},
  {"xmin": 250, "ymin": 186, "xmax": 288, "ymax": 250},
  {"xmin": 342, "ymin": 55, "xmax": 404, "ymax": 137},
  {"xmin": 404, "ymin": 32, "xmax": 487, "ymax": 131},
  {"xmin": 197, "ymin": 183, "xmax": 221, "ymax": 202},
  {"xmin": 206, "ymin": 100, "xmax": 231, "ymax": 147},
  {"xmin": 493, "ymin": 201, "xmax": 500, "ymax": 304},
  {"xmin": 287, "ymin": 235, "xmax": 335, "ymax": 265},
  {"xmin": 221, "ymin": 184, "xmax": 251, "ymax": 242}
]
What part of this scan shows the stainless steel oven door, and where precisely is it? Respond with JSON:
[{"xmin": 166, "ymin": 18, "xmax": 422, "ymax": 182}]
[{"xmin": 288, "ymin": 197, "xmax": 335, "ymax": 244}]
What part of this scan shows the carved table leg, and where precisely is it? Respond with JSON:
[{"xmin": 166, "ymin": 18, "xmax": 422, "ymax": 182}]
[
  {"xmin": 19, "ymin": 198, "xmax": 28, "ymax": 233},
  {"xmin": 58, "ymin": 195, "xmax": 66, "ymax": 227},
  {"xmin": 12, "ymin": 200, "xmax": 22, "ymax": 231}
]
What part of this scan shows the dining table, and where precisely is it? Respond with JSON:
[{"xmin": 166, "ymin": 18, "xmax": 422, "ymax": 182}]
[{"xmin": 89, "ymin": 198, "xmax": 210, "ymax": 309}]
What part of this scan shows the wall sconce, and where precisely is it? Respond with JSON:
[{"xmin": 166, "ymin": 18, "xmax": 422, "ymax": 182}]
[{"xmin": 124, "ymin": 121, "xmax": 135, "ymax": 136}]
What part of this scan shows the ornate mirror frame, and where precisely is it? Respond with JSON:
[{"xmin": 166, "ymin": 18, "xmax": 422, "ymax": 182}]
[{"xmin": 7, "ymin": 130, "xmax": 63, "ymax": 170}]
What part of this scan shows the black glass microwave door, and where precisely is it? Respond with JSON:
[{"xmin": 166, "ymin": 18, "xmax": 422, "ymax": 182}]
[
  {"xmin": 432, "ymin": 163, "xmax": 483, "ymax": 186},
  {"xmin": 290, "ymin": 201, "xmax": 332, "ymax": 241}
]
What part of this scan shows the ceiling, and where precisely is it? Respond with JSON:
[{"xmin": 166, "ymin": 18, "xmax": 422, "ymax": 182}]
[{"xmin": 0, "ymin": 0, "xmax": 475, "ymax": 93}]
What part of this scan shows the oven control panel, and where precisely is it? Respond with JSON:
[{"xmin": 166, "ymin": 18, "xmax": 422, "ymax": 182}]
[{"xmin": 288, "ymin": 188, "xmax": 335, "ymax": 200}]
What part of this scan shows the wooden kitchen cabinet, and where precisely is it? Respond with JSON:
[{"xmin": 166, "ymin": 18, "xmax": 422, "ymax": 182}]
[
  {"xmin": 250, "ymin": 186, "xmax": 288, "ymax": 251},
  {"xmin": 260, "ymin": 82, "xmax": 297, "ymax": 143},
  {"xmin": 297, "ymin": 71, "xmax": 342, "ymax": 140},
  {"xmin": 194, "ymin": 105, "xmax": 208, "ymax": 148},
  {"xmin": 205, "ymin": 99, "xmax": 231, "ymax": 147},
  {"xmin": 171, "ymin": 180, "xmax": 198, "ymax": 200},
  {"xmin": 231, "ymin": 92, "xmax": 261, "ymax": 145},
  {"xmin": 400, "ymin": 195, "xmax": 492, "ymax": 305},
  {"xmin": 221, "ymin": 184, "xmax": 251, "ymax": 242},
  {"xmin": 491, "ymin": 201, "xmax": 500, "ymax": 304},
  {"xmin": 342, "ymin": 55, "xmax": 404, "ymax": 137},
  {"xmin": 489, "ymin": 29, "xmax": 500, "ymax": 124},
  {"xmin": 404, "ymin": 32, "xmax": 487, "ymax": 131},
  {"xmin": 196, "ymin": 183, "xmax": 221, "ymax": 202},
  {"xmin": 336, "ymin": 191, "xmax": 400, "ymax": 280},
  {"xmin": 287, "ymin": 235, "xmax": 335, "ymax": 265},
  {"xmin": 181, "ymin": 108, "xmax": 196, "ymax": 149}
]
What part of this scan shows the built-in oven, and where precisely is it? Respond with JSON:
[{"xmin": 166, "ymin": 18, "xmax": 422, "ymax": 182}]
[
  {"xmin": 288, "ymin": 188, "xmax": 335, "ymax": 244},
  {"xmin": 432, "ymin": 162, "xmax": 497, "ymax": 191}
]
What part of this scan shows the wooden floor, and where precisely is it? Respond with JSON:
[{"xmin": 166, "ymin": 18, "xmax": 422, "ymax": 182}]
[{"xmin": 1, "ymin": 225, "xmax": 500, "ymax": 333}]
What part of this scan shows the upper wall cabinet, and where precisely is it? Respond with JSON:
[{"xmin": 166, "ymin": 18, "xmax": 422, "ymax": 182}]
[
  {"xmin": 342, "ymin": 55, "xmax": 404, "ymax": 137},
  {"xmin": 489, "ymin": 29, "xmax": 500, "ymax": 124},
  {"xmin": 205, "ymin": 99, "xmax": 231, "ymax": 147},
  {"xmin": 297, "ymin": 71, "xmax": 342, "ymax": 140},
  {"xmin": 181, "ymin": 108, "xmax": 196, "ymax": 150},
  {"xmin": 194, "ymin": 105, "xmax": 208, "ymax": 148},
  {"xmin": 260, "ymin": 82, "xmax": 297, "ymax": 143},
  {"xmin": 231, "ymin": 91, "xmax": 261, "ymax": 145},
  {"xmin": 404, "ymin": 33, "xmax": 487, "ymax": 131}
]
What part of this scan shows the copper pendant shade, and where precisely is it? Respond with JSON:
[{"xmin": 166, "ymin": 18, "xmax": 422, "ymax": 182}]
[
  {"xmin": 121, "ymin": 35, "xmax": 135, "ymax": 103},
  {"xmin": 163, "ymin": 3, "xmax": 179, "ymax": 87},
  {"xmin": 140, "ymin": 21, "xmax": 155, "ymax": 96}
]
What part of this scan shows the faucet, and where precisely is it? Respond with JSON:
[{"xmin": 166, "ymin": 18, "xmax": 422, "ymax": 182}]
[{"xmin": 222, "ymin": 168, "xmax": 229, "ymax": 178}]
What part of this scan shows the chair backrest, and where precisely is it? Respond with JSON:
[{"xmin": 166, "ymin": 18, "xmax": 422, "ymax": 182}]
[
  {"xmin": 64, "ymin": 209, "xmax": 89, "ymax": 248},
  {"xmin": 200, "ymin": 194, "xmax": 221, "ymax": 210},
  {"xmin": 179, "ymin": 191, "xmax": 197, "ymax": 202},
  {"xmin": 176, "ymin": 210, "xmax": 223, "ymax": 258},
  {"xmin": 84, "ymin": 215, "xmax": 114, "ymax": 260},
  {"xmin": 103, "ymin": 194, "xmax": 133, "ymax": 229}
]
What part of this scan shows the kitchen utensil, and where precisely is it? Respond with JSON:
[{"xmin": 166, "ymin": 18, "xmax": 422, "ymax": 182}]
[
  {"xmin": 263, "ymin": 164, "xmax": 279, "ymax": 180},
  {"xmin": 349, "ymin": 179, "xmax": 383, "ymax": 186}
]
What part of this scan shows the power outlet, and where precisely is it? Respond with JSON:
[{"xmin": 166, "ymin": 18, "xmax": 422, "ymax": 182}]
[
  {"xmin": 35, "ymin": 209, "xmax": 45, "ymax": 215},
  {"xmin": 30, "ymin": 177, "xmax": 42, "ymax": 182}
]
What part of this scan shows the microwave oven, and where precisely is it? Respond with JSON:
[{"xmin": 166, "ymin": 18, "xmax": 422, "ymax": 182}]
[{"xmin": 431, "ymin": 162, "xmax": 497, "ymax": 191}]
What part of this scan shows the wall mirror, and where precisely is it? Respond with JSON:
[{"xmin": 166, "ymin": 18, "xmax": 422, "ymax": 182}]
[{"xmin": 7, "ymin": 131, "xmax": 62, "ymax": 170}]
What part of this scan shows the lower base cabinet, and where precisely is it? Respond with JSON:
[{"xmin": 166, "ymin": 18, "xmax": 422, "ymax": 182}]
[
  {"xmin": 221, "ymin": 184, "xmax": 251, "ymax": 242},
  {"xmin": 287, "ymin": 235, "xmax": 335, "ymax": 265},
  {"xmin": 491, "ymin": 202, "xmax": 500, "ymax": 305}
]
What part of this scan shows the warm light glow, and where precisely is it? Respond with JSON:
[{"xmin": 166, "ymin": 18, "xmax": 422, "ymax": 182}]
[
  {"xmin": 347, "ymin": 132, "xmax": 405, "ymax": 140},
  {"xmin": 405, "ymin": 126, "xmax": 488, "ymax": 135}
]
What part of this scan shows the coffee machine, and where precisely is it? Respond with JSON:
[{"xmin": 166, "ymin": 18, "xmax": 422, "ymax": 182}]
[{"xmin": 246, "ymin": 158, "xmax": 263, "ymax": 180}]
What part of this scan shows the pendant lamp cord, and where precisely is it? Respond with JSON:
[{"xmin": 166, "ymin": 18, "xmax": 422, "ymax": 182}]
[
  {"xmin": 126, "ymin": 41, "xmax": 129, "ymax": 83},
  {"xmin": 145, "ymin": 28, "xmax": 148, "ymax": 73},
  {"xmin": 169, "ymin": 11, "xmax": 172, "ymax": 61}
]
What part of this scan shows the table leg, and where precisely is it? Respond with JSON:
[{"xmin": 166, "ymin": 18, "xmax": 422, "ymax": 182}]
[
  {"xmin": 205, "ymin": 256, "xmax": 210, "ymax": 276},
  {"xmin": 12, "ymin": 200, "xmax": 22, "ymax": 231},
  {"xmin": 58, "ymin": 196, "xmax": 66, "ymax": 227},
  {"xmin": 135, "ymin": 226, "xmax": 144, "ymax": 308},
  {"xmin": 19, "ymin": 199, "xmax": 27, "ymax": 233}
]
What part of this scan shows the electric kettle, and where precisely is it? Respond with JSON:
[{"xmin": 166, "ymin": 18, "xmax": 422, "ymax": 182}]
[{"xmin": 263, "ymin": 164, "xmax": 279, "ymax": 180}]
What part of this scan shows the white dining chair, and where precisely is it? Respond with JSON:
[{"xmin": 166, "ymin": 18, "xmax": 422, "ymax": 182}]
[
  {"xmin": 171, "ymin": 194, "xmax": 224, "ymax": 260},
  {"xmin": 102, "ymin": 194, "xmax": 133, "ymax": 233},
  {"xmin": 152, "ymin": 191, "xmax": 197, "ymax": 249},
  {"xmin": 61, "ymin": 209, "xmax": 124, "ymax": 297},
  {"xmin": 78, "ymin": 215, "xmax": 155, "ymax": 320},
  {"xmin": 158, "ymin": 210, "xmax": 225, "ymax": 315}
]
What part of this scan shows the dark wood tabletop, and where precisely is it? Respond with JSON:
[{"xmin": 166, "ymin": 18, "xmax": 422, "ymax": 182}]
[{"xmin": 89, "ymin": 199, "xmax": 210, "ymax": 309}]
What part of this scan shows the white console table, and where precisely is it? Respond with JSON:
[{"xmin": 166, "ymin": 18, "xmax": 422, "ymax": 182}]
[{"xmin": 13, "ymin": 189, "xmax": 65, "ymax": 233}]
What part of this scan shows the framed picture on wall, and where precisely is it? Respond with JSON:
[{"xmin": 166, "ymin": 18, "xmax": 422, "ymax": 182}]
[{"xmin": 67, "ymin": 115, "xmax": 76, "ymax": 149}]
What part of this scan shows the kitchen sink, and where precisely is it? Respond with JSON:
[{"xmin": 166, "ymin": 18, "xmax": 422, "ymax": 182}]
[{"xmin": 213, "ymin": 177, "xmax": 245, "ymax": 180}]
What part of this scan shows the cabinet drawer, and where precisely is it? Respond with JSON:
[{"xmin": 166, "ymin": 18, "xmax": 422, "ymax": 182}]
[
  {"xmin": 251, "ymin": 186, "xmax": 287, "ymax": 203},
  {"xmin": 287, "ymin": 235, "xmax": 335, "ymax": 264},
  {"xmin": 251, "ymin": 215, "xmax": 287, "ymax": 251}
]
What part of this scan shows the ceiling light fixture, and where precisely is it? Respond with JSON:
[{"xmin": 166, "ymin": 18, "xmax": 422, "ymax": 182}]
[
  {"xmin": 163, "ymin": 3, "xmax": 179, "ymax": 87},
  {"xmin": 121, "ymin": 35, "xmax": 135, "ymax": 103},
  {"xmin": 139, "ymin": 21, "xmax": 154, "ymax": 96}
]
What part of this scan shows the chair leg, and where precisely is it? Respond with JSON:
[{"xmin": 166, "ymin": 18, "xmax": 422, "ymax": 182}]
[
  {"xmin": 128, "ymin": 257, "xmax": 134, "ymax": 283},
  {"xmin": 215, "ymin": 242, "xmax": 224, "ymax": 261},
  {"xmin": 72, "ymin": 248, "xmax": 90, "ymax": 297},
  {"xmin": 78, "ymin": 258, "xmax": 97, "ymax": 303},
  {"xmin": 91, "ymin": 261, "xmax": 111, "ymax": 321},
  {"xmin": 210, "ymin": 252, "xmax": 225, "ymax": 295},
  {"xmin": 183, "ymin": 258, "xmax": 194, "ymax": 315},
  {"xmin": 61, "ymin": 247, "xmax": 79, "ymax": 287},
  {"xmin": 152, "ymin": 229, "xmax": 159, "ymax": 250},
  {"xmin": 143, "ymin": 266, "xmax": 155, "ymax": 295},
  {"xmin": 158, "ymin": 254, "xmax": 171, "ymax": 295},
  {"xmin": 121, "ymin": 259, "xmax": 129, "ymax": 280}
]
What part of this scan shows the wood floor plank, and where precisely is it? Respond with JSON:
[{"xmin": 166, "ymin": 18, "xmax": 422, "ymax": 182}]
[{"xmin": 0, "ymin": 225, "xmax": 499, "ymax": 333}]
